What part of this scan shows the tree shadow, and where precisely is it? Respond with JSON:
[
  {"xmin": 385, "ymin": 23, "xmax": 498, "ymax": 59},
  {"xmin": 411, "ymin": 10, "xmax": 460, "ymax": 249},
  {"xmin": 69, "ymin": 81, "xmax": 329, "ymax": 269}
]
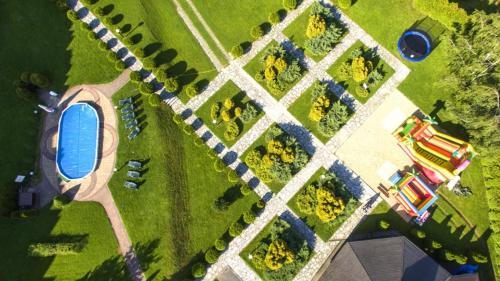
[
  {"xmin": 144, "ymin": 42, "xmax": 162, "ymax": 57},
  {"xmin": 102, "ymin": 4, "xmax": 114, "ymax": 15},
  {"xmin": 154, "ymin": 49, "xmax": 177, "ymax": 65},
  {"xmin": 222, "ymin": 184, "xmax": 243, "ymax": 203},
  {"xmin": 120, "ymin": 23, "xmax": 132, "ymax": 34},
  {"xmin": 129, "ymin": 33, "xmax": 142, "ymax": 45},
  {"xmin": 166, "ymin": 61, "xmax": 187, "ymax": 78},
  {"xmin": 111, "ymin": 14, "xmax": 124, "ymax": 25}
]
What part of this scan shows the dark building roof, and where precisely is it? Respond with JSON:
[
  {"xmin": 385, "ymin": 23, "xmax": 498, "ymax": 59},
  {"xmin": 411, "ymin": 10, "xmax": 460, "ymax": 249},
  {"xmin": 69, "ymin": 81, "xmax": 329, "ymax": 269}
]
[{"xmin": 319, "ymin": 236, "xmax": 453, "ymax": 281}]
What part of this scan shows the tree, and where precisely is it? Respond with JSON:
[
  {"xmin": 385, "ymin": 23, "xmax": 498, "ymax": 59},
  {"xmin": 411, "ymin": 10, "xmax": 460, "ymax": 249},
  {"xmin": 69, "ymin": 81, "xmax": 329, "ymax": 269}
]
[
  {"xmin": 264, "ymin": 239, "xmax": 294, "ymax": 270},
  {"xmin": 438, "ymin": 12, "xmax": 500, "ymax": 151},
  {"xmin": 351, "ymin": 56, "xmax": 369, "ymax": 82},
  {"xmin": 212, "ymin": 197, "xmax": 229, "ymax": 212},
  {"xmin": 306, "ymin": 14, "xmax": 327, "ymax": 39},
  {"xmin": 315, "ymin": 187, "xmax": 345, "ymax": 222},
  {"xmin": 224, "ymin": 120, "xmax": 240, "ymax": 141}
]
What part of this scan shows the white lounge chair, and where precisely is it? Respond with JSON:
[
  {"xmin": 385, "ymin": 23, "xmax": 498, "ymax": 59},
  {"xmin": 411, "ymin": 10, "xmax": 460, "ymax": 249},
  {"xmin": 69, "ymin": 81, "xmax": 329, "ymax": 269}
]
[
  {"xmin": 124, "ymin": 181, "xmax": 138, "ymax": 190},
  {"xmin": 127, "ymin": 171, "xmax": 141, "ymax": 179},
  {"xmin": 127, "ymin": 161, "xmax": 142, "ymax": 169}
]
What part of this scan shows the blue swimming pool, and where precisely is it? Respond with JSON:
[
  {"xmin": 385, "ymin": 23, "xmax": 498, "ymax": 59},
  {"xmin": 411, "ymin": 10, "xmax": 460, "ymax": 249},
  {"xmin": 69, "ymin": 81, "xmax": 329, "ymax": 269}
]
[{"xmin": 56, "ymin": 103, "xmax": 99, "ymax": 180}]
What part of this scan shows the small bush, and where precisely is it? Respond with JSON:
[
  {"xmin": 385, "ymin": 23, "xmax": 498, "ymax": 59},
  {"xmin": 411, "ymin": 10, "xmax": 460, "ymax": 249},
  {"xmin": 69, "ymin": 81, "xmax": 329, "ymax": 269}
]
[
  {"xmin": 240, "ymin": 103, "xmax": 258, "ymax": 123},
  {"xmin": 205, "ymin": 247, "xmax": 220, "ymax": 264},
  {"xmin": 229, "ymin": 222, "xmax": 244, "ymax": 237},
  {"xmin": 240, "ymin": 184, "xmax": 252, "ymax": 196},
  {"xmin": 139, "ymin": 82, "xmax": 154, "ymax": 94},
  {"xmin": 28, "ymin": 242, "xmax": 83, "ymax": 257},
  {"xmin": 130, "ymin": 71, "xmax": 142, "ymax": 82},
  {"xmin": 224, "ymin": 120, "xmax": 240, "ymax": 141},
  {"xmin": 250, "ymin": 25, "xmax": 264, "ymax": 40},
  {"xmin": 215, "ymin": 238, "xmax": 227, "ymax": 251},
  {"xmin": 115, "ymin": 60, "xmax": 126, "ymax": 71},
  {"xmin": 254, "ymin": 71, "xmax": 265, "ymax": 82},
  {"xmin": 134, "ymin": 48, "xmax": 146, "ymax": 58},
  {"xmin": 411, "ymin": 228, "xmax": 426, "ymax": 239},
  {"xmin": 164, "ymin": 77, "xmax": 179, "ymax": 92},
  {"xmin": 351, "ymin": 56, "xmax": 369, "ymax": 82},
  {"xmin": 81, "ymin": 0, "xmax": 95, "ymax": 5},
  {"xmin": 191, "ymin": 262, "xmax": 206, "ymax": 278},
  {"xmin": 269, "ymin": 12, "xmax": 281, "ymax": 25},
  {"xmin": 338, "ymin": 0, "xmax": 352, "ymax": 9},
  {"xmin": 355, "ymin": 86, "xmax": 369, "ymax": 98},
  {"xmin": 212, "ymin": 197, "xmax": 229, "ymax": 212},
  {"xmin": 228, "ymin": 170, "xmax": 240, "ymax": 183},
  {"xmin": 283, "ymin": 0, "xmax": 297, "ymax": 11},
  {"xmin": 243, "ymin": 210, "xmax": 256, "ymax": 224},
  {"xmin": 52, "ymin": 195, "xmax": 70, "ymax": 209},
  {"xmin": 123, "ymin": 36, "xmax": 135, "ymax": 46},
  {"xmin": 378, "ymin": 219, "xmax": 390, "ymax": 230},
  {"xmin": 107, "ymin": 51, "xmax": 119, "ymax": 62},
  {"xmin": 87, "ymin": 30, "xmax": 98, "ymax": 40},
  {"xmin": 142, "ymin": 58, "xmax": 156, "ymax": 70},
  {"xmin": 66, "ymin": 10, "xmax": 79, "ymax": 21},
  {"xmin": 80, "ymin": 21, "xmax": 91, "ymax": 31},
  {"xmin": 214, "ymin": 159, "xmax": 226, "ymax": 172},
  {"xmin": 306, "ymin": 14, "xmax": 327, "ymax": 39},
  {"xmin": 336, "ymin": 62, "xmax": 352, "ymax": 81},
  {"xmin": 256, "ymin": 199, "xmax": 266, "ymax": 209},
  {"xmin": 194, "ymin": 137, "xmax": 204, "ymax": 147},
  {"xmin": 183, "ymin": 123, "xmax": 194, "ymax": 135},
  {"xmin": 172, "ymin": 114, "xmax": 184, "ymax": 125},
  {"xmin": 102, "ymin": 16, "xmax": 114, "ymax": 26},
  {"xmin": 94, "ymin": 7, "xmax": 105, "ymax": 17},
  {"xmin": 185, "ymin": 83, "xmax": 198, "ymax": 98},
  {"xmin": 470, "ymin": 251, "xmax": 488, "ymax": 263},
  {"xmin": 98, "ymin": 41, "xmax": 108, "ymax": 50},
  {"xmin": 207, "ymin": 149, "xmax": 218, "ymax": 159},
  {"xmin": 430, "ymin": 240, "xmax": 442, "ymax": 249},
  {"xmin": 231, "ymin": 45, "xmax": 244, "ymax": 58}
]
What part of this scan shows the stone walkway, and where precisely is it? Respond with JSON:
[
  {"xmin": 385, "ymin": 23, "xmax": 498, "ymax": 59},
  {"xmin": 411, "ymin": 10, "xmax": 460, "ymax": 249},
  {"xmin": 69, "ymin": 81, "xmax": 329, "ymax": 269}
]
[{"xmin": 71, "ymin": 0, "xmax": 414, "ymax": 280}]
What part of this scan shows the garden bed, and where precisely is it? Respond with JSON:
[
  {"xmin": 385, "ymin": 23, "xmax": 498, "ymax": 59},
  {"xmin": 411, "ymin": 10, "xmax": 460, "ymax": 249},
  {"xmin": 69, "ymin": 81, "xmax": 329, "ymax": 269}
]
[
  {"xmin": 327, "ymin": 40, "xmax": 395, "ymax": 103},
  {"xmin": 244, "ymin": 41, "xmax": 307, "ymax": 100},
  {"xmin": 196, "ymin": 81, "xmax": 264, "ymax": 147},
  {"xmin": 241, "ymin": 124, "xmax": 311, "ymax": 193},
  {"xmin": 240, "ymin": 217, "xmax": 313, "ymax": 281},
  {"xmin": 283, "ymin": 2, "xmax": 348, "ymax": 62},
  {"xmin": 288, "ymin": 168, "xmax": 360, "ymax": 241},
  {"xmin": 288, "ymin": 81, "xmax": 352, "ymax": 143}
]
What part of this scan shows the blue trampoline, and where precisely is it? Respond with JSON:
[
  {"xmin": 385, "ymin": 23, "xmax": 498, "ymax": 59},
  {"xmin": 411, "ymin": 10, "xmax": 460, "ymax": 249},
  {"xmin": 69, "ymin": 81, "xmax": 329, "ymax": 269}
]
[
  {"xmin": 398, "ymin": 30, "xmax": 431, "ymax": 62},
  {"xmin": 56, "ymin": 103, "xmax": 100, "ymax": 180}
]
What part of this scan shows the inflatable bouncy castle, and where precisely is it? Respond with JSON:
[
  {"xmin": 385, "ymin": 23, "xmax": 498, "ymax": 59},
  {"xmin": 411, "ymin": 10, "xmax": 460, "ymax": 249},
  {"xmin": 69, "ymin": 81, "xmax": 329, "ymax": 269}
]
[{"xmin": 394, "ymin": 115, "xmax": 476, "ymax": 185}]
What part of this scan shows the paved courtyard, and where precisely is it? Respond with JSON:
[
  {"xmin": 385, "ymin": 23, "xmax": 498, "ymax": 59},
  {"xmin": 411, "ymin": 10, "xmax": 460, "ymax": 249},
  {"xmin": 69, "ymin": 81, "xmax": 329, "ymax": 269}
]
[{"xmin": 67, "ymin": 0, "xmax": 422, "ymax": 280}]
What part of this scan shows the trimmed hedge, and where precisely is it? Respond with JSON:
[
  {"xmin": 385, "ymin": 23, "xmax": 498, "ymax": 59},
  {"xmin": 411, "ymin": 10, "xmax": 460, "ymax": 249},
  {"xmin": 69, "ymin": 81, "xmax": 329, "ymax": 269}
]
[
  {"xmin": 28, "ymin": 242, "xmax": 83, "ymax": 257},
  {"xmin": 204, "ymin": 247, "xmax": 220, "ymax": 264},
  {"xmin": 215, "ymin": 238, "xmax": 227, "ymax": 251},
  {"xmin": 191, "ymin": 262, "xmax": 206, "ymax": 278},
  {"xmin": 231, "ymin": 45, "xmax": 244, "ymax": 58},
  {"xmin": 338, "ymin": 0, "xmax": 352, "ymax": 9},
  {"xmin": 412, "ymin": 0, "xmax": 467, "ymax": 29},
  {"xmin": 283, "ymin": 0, "xmax": 297, "ymax": 11},
  {"xmin": 130, "ymin": 71, "xmax": 142, "ymax": 82}
]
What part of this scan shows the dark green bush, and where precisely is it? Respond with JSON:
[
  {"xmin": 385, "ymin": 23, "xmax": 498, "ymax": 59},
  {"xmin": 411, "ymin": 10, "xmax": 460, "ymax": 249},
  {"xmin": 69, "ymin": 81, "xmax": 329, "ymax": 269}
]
[
  {"xmin": 215, "ymin": 238, "xmax": 227, "ymax": 251},
  {"xmin": 172, "ymin": 114, "xmax": 184, "ymax": 125},
  {"xmin": 229, "ymin": 222, "xmax": 244, "ymax": 237},
  {"xmin": 318, "ymin": 101, "xmax": 350, "ymax": 137},
  {"xmin": 94, "ymin": 7, "xmax": 105, "ymax": 17},
  {"xmin": 194, "ymin": 137, "xmax": 204, "ymax": 147},
  {"xmin": 283, "ymin": 0, "xmax": 297, "ymax": 11},
  {"xmin": 228, "ymin": 170, "xmax": 240, "ymax": 183},
  {"xmin": 214, "ymin": 159, "xmax": 226, "ymax": 172},
  {"xmin": 28, "ymin": 242, "xmax": 83, "ymax": 257},
  {"xmin": 250, "ymin": 25, "xmax": 264, "ymax": 40},
  {"xmin": 240, "ymin": 184, "xmax": 252, "ymax": 196},
  {"xmin": 231, "ymin": 44, "xmax": 244, "ymax": 58},
  {"xmin": 139, "ymin": 82, "xmax": 155, "ymax": 94},
  {"xmin": 115, "ymin": 60, "xmax": 126, "ymax": 71},
  {"xmin": 191, "ymin": 262, "xmax": 206, "ymax": 278},
  {"xmin": 130, "ymin": 71, "xmax": 142, "ymax": 82},
  {"xmin": 338, "ymin": 0, "xmax": 352, "ymax": 9},
  {"xmin": 66, "ymin": 10, "xmax": 78, "ymax": 21},
  {"xmin": 269, "ymin": 12, "xmax": 281, "ymax": 25},
  {"xmin": 212, "ymin": 197, "xmax": 229, "ymax": 212},
  {"xmin": 204, "ymin": 247, "xmax": 220, "ymax": 264}
]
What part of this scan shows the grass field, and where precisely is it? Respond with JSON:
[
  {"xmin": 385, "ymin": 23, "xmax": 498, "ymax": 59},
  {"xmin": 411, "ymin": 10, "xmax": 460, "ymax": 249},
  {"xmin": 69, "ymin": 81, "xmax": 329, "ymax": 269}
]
[
  {"xmin": 288, "ymin": 168, "xmax": 360, "ymax": 241},
  {"xmin": 108, "ymin": 83, "xmax": 259, "ymax": 279},
  {"xmin": 326, "ymin": 40, "xmax": 395, "ymax": 103},
  {"xmin": 287, "ymin": 81, "xmax": 352, "ymax": 143},
  {"xmin": 90, "ymin": 0, "xmax": 218, "ymax": 103},
  {"xmin": 189, "ymin": 0, "xmax": 284, "ymax": 51},
  {"xmin": 196, "ymin": 81, "xmax": 264, "ymax": 147},
  {"xmin": 0, "ymin": 202, "xmax": 126, "ymax": 281}
]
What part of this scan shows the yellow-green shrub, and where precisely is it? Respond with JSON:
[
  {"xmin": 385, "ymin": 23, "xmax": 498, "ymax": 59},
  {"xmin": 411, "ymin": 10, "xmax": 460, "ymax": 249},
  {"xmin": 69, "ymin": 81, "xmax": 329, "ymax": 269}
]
[
  {"xmin": 306, "ymin": 14, "xmax": 326, "ymax": 39},
  {"xmin": 264, "ymin": 239, "xmax": 295, "ymax": 270}
]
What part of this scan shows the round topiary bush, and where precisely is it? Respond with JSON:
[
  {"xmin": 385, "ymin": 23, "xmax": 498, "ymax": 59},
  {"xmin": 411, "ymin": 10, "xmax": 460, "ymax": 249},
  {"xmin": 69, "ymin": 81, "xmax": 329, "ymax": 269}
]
[
  {"xmin": 123, "ymin": 36, "xmax": 135, "ymax": 46},
  {"xmin": 172, "ymin": 114, "xmax": 184, "ymax": 125},
  {"xmin": 139, "ymin": 82, "xmax": 155, "ymax": 95},
  {"xmin": 87, "ymin": 30, "xmax": 98, "ymax": 40},
  {"xmin": 243, "ymin": 210, "xmax": 256, "ymax": 224},
  {"xmin": 94, "ymin": 7, "xmax": 105, "ymax": 17},
  {"xmin": 283, "ymin": 0, "xmax": 297, "ymax": 11},
  {"xmin": 204, "ymin": 247, "xmax": 220, "ymax": 264},
  {"xmin": 228, "ymin": 170, "xmax": 239, "ymax": 183},
  {"xmin": 240, "ymin": 184, "xmax": 252, "ymax": 196},
  {"xmin": 214, "ymin": 159, "xmax": 226, "ymax": 172},
  {"xmin": 102, "ymin": 16, "xmax": 114, "ymax": 26},
  {"xmin": 66, "ymin": 10, "xmax": 79, "ymax": 21},
  {"xmin": 194, "ymin": 137, "xmax": 204, "ymax": 147},
  {"xmin": 207, "ymin": 149, "xmax": 218, "ymax": 159},
  {"xmin": 214, "ymin": 238, "xmax": 227, "ymax": 251},
  {"xmin": 115, "ymin": 60, "xmax": 126, "ymax": 71},
  {"xmin": 191, "ymin": 262, "xmax": 206, "ymax": 278},
  {"xmin": 134, "ymin": 48, "xmax": 146, "ymax": 58},
  {"xmin": 107, "ymin": 51, "xmax": 119, "ymax": 62},
  {"xmin": 183, "ymin": 123, "xmax": 194, "ymax": 135},
  {"xmin": 81, "ymin": 0, "xmax": 95, "ymax": 5},
  {"xmin": 98, "ymin": 41, "xmax": 108, "ymax": 51},
  {"xmin": 338, "ymin": 0, "xmax": 352, "ymax": 9},
  {"xmin": 142, "ymin": 58, "xmax": 156, "ymax": 70},
  {"xmin": 269, "ymin": 12, "xmax": 281, "ymax": 25},
  {"xmin": 411, "ymin": 228, "xmax": 426, "ymax": 239},
  {"xmin": 130, "ymin": 71, "xmax": 142, "ymax": 82},
  {"xmin": 231, "ymin": 45, "xmax": 244, "ymax": 58},
  {"xmin": 229, "ymin": 222, "xmax": 244, "ymax": 237},
  {"xmin": 185, "ymin": 83, "xmax": 199, "ymax": 98},
  {"xmin": 52, "ymin": 195, "xmax": 71, "ymax": 209},
  {"xmin": 164, "ymin": 77, "xmax": 179, "ymax": 92},
  {"xmin": 256, "ymin": 199, "xmax": 266, "ymax": 209},
  {"xmin": 250, "ymin": 25, "xmax": 264, "ymax": 40}
]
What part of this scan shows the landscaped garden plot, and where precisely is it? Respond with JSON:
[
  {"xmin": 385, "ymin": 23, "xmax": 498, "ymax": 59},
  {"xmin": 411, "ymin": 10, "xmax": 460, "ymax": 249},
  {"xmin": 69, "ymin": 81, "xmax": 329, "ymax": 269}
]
[
  {"xmin": 288, "ymin": 81, "xmax": 351, "ymax": 143},
  {"xmin": 196, "ymin": 81, "xmax": 264, "ymax": 147},
  {"xmin": 109, "ymin": 83, "xmax": 259, "ymax": 279},
  {"xmin": 244, "ymin": 41, "xmax": 307, "ymax": 100},
  {"xmin": 242, "ymin": 124, "xmax": 310, "ymax": 193},
  {"xmin": 0, "ymin": 202, "xmax": 126, "ymax": 281},
  {"xmin": 284, "ymin": 2, "xmax": 348, "ymax": 62},
  {"xmin": 87, "ymin": 0, "xmax": 218, "ymax": 103},
  {"xmin": 327, "ymin": 40, "xmax": 395, "ymax": 103},
  {"xmin": 288, "ymin": 168, "xmax": 360, "ymax": 241},
  {"xmin": 188, "ymin": 0, "xmax": 285, "ymax": 51},
  {"xmin": 241, "ymin": 217, "xmax": 313, "ymax": 281}
]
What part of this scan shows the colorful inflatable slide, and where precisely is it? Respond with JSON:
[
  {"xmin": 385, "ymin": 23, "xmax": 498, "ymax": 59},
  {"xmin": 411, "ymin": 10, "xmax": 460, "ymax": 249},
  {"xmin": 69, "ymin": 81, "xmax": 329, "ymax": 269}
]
[
  {"xmin": 389, "ymin": 172, "xmax": 438, "ymax": 222},
  {"xmin": 394, "ymin": 115, "xmax": 476, "ymax": 184}
]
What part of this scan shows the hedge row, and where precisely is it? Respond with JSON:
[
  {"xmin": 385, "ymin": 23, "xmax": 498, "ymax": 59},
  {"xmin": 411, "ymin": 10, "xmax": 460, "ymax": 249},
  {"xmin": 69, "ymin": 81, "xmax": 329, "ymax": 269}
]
[{"xmin": 412, "ymin": 0, "xmax": 468, "ymax": 30}]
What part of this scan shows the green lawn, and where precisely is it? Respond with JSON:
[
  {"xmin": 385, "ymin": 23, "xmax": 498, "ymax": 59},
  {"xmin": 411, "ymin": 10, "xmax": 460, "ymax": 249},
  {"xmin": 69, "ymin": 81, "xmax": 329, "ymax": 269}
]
[
  {"xmin": 240, "ymin": 217, "xmax": 313, "ymax": 281},
  {"xmin": 326, "ymin": 40, "xmax": 395, "ymax": 103},
  {"xmin": 354, "ymin": 200, "xmax": 494, "ymax": 280},
  {"xmin": 189, "ymin": 0, "xmax": 284, "ymax": 51},
  {"xmin": 0, "ymin": 202, "xmax": 127, "ymax": 281},
  {"xmin": 241, "ymin": 125, "xmax": 310, "ymax": 193},
  {"xmin": 109, "ymin": 83, "xmax": 259, "ymax": 279},
  {"xmin": 196, "ymin": 81, "xmax": 264, "ymax": 147},
  {"xmin": 283, "ymin": 5, "xmax": 347, "ymax": 62},
  {"xmin": 288, "ymin": 168, "xmax": 361, "ymax": 241},
  {"xmin": 244, "ymin": 41, "xmax": 306, "ymax": 100},
  {"xmin": 288, "ymin": 81, "xmax": 352, "ymax": 143},
  {"xmin": 89, "ymin": 0, "xmax": 218, "ymax": 103}
]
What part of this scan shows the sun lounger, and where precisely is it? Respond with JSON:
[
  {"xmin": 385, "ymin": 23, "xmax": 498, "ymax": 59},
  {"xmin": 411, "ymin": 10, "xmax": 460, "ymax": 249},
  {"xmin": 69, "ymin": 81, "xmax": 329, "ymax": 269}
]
[
  {"xmin": 119, "ymin": 97, "xmax": 133, "ymax": 107},
  {"xmin": 127, "ymin": 126, "xmax": 141, "ymax": 141},
  {"xmin": 122, "ymin": 112, "xmax": 135, "ymax": 121},
  {"xmin": 123, "ymin": 181, "xmax": 138, "ymax": 190},
  {"xmin": 120, "ymin": 104, "xmax": 134, "ymax": 114},
  {"xmin": 127, "ymin": 171, "xmax": 141, "ymax": 179},
  {"xmin": 127, "ymin": 161, "xmax": 142, "ymax": 169},
  {"xmin": 125, "ymin": 119, "xmax": 138, "ymax": 129}
]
